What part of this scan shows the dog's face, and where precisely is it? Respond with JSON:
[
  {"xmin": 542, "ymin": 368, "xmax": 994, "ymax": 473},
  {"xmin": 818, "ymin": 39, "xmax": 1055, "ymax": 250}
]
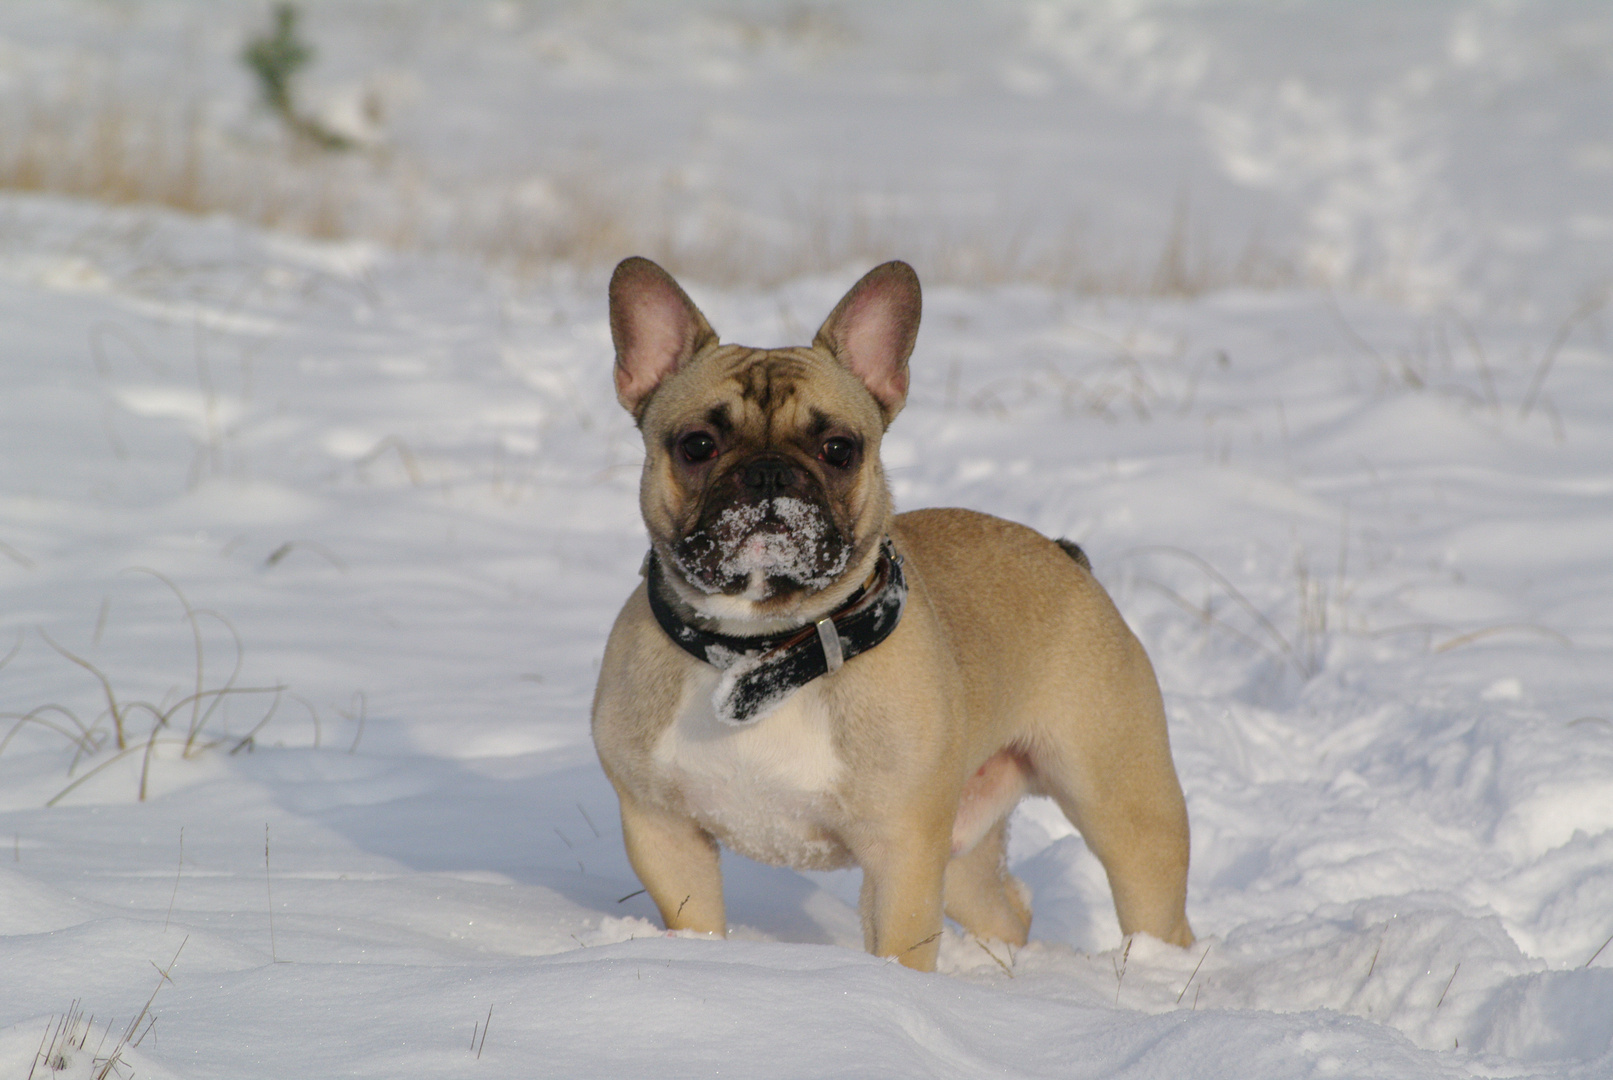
[
  {"xmin": 641, "ymin": 345, "xmax": 880, "ymax": 609},
  {"xmin": 609, "ymin": 258, "xmax": 921, "ymax": 626}
]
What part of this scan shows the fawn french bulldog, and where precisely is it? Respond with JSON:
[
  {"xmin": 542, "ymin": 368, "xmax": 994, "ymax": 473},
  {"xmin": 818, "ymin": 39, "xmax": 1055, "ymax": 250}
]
[{"xmin": 591, "ymin": 257, "xmax": 1192, "ymax": 970}]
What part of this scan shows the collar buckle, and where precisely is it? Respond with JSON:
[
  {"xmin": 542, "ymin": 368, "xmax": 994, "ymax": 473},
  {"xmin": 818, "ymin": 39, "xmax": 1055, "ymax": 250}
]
[{"xmin": 815, "ymin": 617, "xmax": 845, "ymax": 673}]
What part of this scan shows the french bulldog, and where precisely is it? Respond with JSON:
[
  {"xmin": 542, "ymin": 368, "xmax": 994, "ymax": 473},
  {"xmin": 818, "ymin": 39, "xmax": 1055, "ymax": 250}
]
[{"xmin": 591, "ymin": 256, "xmax": 1192, "ymax": 971}]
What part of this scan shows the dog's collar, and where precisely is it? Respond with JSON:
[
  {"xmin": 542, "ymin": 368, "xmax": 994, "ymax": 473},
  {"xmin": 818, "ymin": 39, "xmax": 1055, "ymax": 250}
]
[{"xmin": 644, "ymin": 538, "xmax": 907, "ymax": 725}]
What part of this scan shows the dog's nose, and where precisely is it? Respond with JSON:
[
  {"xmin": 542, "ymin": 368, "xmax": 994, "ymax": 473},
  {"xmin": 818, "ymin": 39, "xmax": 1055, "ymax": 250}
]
[{"xmin": 741, "ymin": 457, "xmax": 795, "ymax": 495}]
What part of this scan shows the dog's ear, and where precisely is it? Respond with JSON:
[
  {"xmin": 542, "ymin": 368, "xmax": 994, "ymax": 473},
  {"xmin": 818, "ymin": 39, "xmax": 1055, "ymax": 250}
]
[
  {"xmin": 814, "ymin": 261, "xmax": 921, "ymax": 422},
  {"xmin": 609, "ymin": 257, "xmax": 719, "ymax": 420}
]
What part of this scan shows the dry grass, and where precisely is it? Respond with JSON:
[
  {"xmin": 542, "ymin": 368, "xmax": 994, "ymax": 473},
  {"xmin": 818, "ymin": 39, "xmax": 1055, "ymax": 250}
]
[
  {"xmin": 0, "ymin": 90, "xmax": 367, "ymax": 241},
  {"xmin": 1123, "ymin": 545, "xmax": 1327, "ymax": 680},
  {"xmin": 1, "ymin": 570, "xmax": 287, "ymax": 806},
  {"xmin": 1326, "ymin": 295, "xmax": 1608, "ymax": 440},
  {"xmin": 0, "ymin": 85, "xmax": 1296, "ymax": 296},
  {"xmin": 26, "ymin": 940, "xmax": 186, "ymax": 1079}
]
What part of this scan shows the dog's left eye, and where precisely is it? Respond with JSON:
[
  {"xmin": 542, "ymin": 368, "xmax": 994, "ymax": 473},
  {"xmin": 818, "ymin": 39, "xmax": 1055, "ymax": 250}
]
[{"xmin": 820, "ymin": 437, "xmax": 857, "ymax": 468}]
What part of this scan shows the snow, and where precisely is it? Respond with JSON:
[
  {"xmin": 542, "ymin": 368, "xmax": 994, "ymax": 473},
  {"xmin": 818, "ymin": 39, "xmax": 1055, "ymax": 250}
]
[{"xmin": 1, "ymin": 2, "xmax": 1611, "ymax": 1078}]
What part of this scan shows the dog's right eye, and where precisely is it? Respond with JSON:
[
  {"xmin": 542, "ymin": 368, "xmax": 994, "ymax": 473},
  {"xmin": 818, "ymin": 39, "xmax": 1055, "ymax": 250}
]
[{"xmin": 679, "ymin": 432, "xmax": 718, "ymax": 463}]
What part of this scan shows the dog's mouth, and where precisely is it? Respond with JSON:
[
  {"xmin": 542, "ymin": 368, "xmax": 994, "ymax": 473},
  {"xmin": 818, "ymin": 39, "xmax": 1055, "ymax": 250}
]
[{"xmin": 668, "ymin": 495, "xmax": 851, "ymax": 602}]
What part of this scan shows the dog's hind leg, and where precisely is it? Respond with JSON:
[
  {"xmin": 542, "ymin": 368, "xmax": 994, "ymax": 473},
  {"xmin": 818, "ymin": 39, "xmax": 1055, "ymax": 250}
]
[
  {"xmin": 1032, "ymin": 728, "xmax": 1193, "ymax": 948},
  {"xmin": 944, "ymin": 816, "xmax": 1031, "ymax": 947}
]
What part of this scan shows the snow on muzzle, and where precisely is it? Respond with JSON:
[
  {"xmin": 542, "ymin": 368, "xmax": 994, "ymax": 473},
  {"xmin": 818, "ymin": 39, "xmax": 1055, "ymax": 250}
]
[{"xmin": 669, "ymin": 492, "xmax": 851, "ymax": 601}]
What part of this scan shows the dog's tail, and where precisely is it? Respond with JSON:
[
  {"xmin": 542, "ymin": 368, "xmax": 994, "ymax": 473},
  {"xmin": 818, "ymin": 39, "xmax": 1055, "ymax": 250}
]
[{"xmin": 1055, "ymin": 537, "xmax": 1092, "ymax": 572}]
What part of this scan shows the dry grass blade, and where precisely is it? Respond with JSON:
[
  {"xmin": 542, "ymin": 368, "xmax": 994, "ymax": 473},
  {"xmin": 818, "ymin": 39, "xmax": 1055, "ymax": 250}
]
[
  {"xmin": 1519, "ymin": 293, "xmax": 1608, "ymax": 421},
  {"xmin": 1433, "ymin": 623, "xmax": 1573, "ymax": 654},
  {"xmin": 476, "ymin": 1005, "xmax": 492, "ymax": 1059},
  {"xmin": 138, "ymin": 710, "xmax": 168, "ymax": 803},
  {"xmin": 230, "ymin": 687, "xmax": 286, "ymax": 754},
  {"xmin": 0, "ymin": 539, "xmax": 35, "ymax": 569},
  {"xmin": 883, "ymin": 930, "xmax": 944, "ymax": 964},
  {"xmin": 1585, "ymin": 932, "xmax": 1613, "ymax": 969},
  {"xmin": 1367, "ymin": 621, "xmax": 1454, "ymax": 644},
  {"xmin": 0, "ymin": 630, "xmax": 22, "ymax": 671},
  {"xmin": 1446, "ymin": 308, "xmax": 1498, "ymax": 412},
  {"xmin": 341, "ymin": 690, "xmax": 368, "ymax": 753},
  {"xmin": 37, "ymin": 626, "xmax": 130, "ymax": 750},
  {"xmin": 975, "ymin": 938, "xmax": 1015, "ymax": 978},
  {"xmin": 577, "ymin": 803, "xmax": 601, "ymax": 839},
  {"xmin": 186, "ymin": 607, "xmax": 247, "ymax": 755},
  {"xmin": 165, "ymin": 827, "xmax": 185, "ymax": 932},
  {"xmin": 292, "ymin": 694, "xmax": 323, "ymax": 748},
  {"xmin": 265, "ymin": 824, "xmax": 281, "ymax": 963},
  {"xmin": 26, "ymin": 1017, "xmax": 50, "ymax": 1080},
  {"xmin": 1136, "ymin": 577, "xmax": 1278, "ymax": 660},
  {"xmin": 123, "ymin": 567, "xmax": 208, "ymax": 753},
  {"xmin": 355, "ymin": 435, "xmax": 424, "ymax": 485},
  {"xmin": 264, "ymin": 540, "xmax": 349, "ymax": 572},
  {"xmin": 148, "ymin": 683, "xmax": 287, "ymax": 723},
  {"xmin": 1435, "ymin": 963, "xmax": 1460, "ymax": 1010},
  {"xmin": 93, "ymin": 598, "xmax": 113, "ymax": 647},
  {"xmin": 1114, "ymin": 935, "xmax": 1133, "ymax": 1005},
  {"xmin": 46, "ymin": 743, "xmax": 149, "ymax": 807},
  {"xmin": 1176, "ymin": 942, "xmax": 1212, "ymax": 1005},
  {"xmin": 0, "ymin": 706, "xmax": 98, "ymax": 760}
]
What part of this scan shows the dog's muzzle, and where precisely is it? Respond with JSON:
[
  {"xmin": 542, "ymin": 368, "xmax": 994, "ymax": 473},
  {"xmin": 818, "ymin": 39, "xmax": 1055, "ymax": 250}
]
[{"xmin": 669, "ymin": 457, "xmax": 850, "ymax": 599}]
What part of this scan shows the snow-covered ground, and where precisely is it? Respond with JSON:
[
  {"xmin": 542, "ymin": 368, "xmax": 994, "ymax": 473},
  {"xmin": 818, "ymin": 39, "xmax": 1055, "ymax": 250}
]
[{"xmin": 1, "ymin": 3, "xmax": 1610, "ymax": 1078}]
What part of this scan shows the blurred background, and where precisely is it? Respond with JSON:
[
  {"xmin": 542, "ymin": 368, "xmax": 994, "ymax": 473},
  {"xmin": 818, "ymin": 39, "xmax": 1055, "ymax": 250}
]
[{"xmin": 2, "ymin": 0, "xmax": 1609, "ymax": 309}]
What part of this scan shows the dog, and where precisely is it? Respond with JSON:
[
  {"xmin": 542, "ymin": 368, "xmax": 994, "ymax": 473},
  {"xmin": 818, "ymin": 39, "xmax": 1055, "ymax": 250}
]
[{"xmin": 591, "ymin": 256, "xmax": 1193, "ymax": 971}]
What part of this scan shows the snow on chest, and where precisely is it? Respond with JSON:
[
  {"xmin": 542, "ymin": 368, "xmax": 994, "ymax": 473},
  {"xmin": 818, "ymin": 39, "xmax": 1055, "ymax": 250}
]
[{"xmin": 653, "ymin": 669, "xmax": 851, "ymax": 870}]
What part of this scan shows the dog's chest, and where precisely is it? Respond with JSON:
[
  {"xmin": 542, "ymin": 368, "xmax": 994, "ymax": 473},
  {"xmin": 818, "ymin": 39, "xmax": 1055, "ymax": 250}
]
[{"xmin": 652, "ymin": 670, "xmax": 851, "ymax": 870}]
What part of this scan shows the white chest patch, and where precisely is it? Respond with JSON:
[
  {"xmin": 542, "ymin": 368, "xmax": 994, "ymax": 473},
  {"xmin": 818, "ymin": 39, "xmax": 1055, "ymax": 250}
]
[{"xmin": 653, "ymin": 667, "xmax": 851, "ymax": 870}]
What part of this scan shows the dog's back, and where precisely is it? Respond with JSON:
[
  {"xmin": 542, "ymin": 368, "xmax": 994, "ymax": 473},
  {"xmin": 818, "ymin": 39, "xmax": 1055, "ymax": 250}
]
[{"xmin": 891, "ymin": 507, "xmax": 1158, "ymax": 754}]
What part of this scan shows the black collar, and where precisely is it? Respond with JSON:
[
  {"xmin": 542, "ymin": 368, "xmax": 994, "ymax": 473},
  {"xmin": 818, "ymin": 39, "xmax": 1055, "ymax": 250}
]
[{"xmin": 645, "ymin": 539, "xmax": 907, "ymax": 725}]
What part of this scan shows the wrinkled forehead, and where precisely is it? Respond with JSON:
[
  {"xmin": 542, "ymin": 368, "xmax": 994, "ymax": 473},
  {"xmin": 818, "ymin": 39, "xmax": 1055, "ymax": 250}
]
[{"xmin": 651, "ymin": 344, "xmax": 882, "ymax": 438}]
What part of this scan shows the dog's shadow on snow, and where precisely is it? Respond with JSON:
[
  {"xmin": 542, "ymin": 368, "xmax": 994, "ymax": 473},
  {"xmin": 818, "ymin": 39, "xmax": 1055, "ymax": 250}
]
[
  {"xmin": 251, "ymin": 744, "xmax": 1108, "ymax": 955},
  {"xmin": 250, "ymin": 744, "xmax": 865, "ymax": 949}
]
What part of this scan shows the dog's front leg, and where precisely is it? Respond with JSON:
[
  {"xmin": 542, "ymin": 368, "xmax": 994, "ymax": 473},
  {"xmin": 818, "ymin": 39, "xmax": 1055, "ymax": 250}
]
[
  {"xmin": 853, "ymin": 812, "xmax": 953, "ymax": 971},
  {"xmin": 618, "ymin": 795, "xmax": 726, "ymax": 936}
]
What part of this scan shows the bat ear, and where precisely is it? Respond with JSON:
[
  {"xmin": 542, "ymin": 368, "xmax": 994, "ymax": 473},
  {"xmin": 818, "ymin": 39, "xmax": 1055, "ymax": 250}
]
[
  {"xmin": 609, "ymin": 257, "xmax": 718, "ymax": 420},
  {"xmin": 813, "ymin": 261, "xmax": 921, "ymax": 423}
]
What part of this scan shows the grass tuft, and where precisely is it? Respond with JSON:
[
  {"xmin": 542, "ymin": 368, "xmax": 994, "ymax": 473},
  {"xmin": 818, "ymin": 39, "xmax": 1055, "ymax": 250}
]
[
  {"xmin": 2, "ymin": 575, "xmax": 288, "ymax": 806},
  {"xmin": 29, "ymin": 941, "xmax": 183, "ymax": 1080}
]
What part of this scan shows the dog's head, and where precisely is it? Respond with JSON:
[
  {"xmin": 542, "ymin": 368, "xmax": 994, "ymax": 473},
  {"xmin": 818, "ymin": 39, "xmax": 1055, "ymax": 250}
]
[{"xmin": 609, "ymin": 257, "xmax": 921, "ymax": 629}]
